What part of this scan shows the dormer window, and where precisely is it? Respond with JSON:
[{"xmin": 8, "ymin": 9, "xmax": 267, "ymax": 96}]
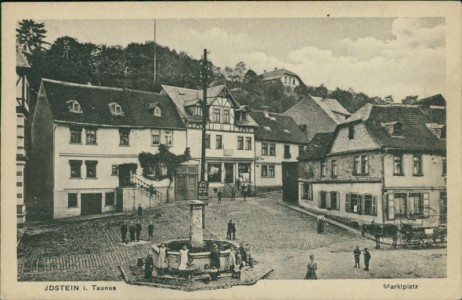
[
  {"xmin": 192, "ymin": 105, "xmax": 202, "ymax": 117},
  {"xmin": 154, "ymin": 106, "xmax": 161, "ymax": 117},
  {"xmin": 392, "ymin": 123, "xmax": 402, "ymax": 136},
  {"xmin": 67, "ymin": 100, "xmax": 82, "ymax": 114},
  {"xmin": 381, "ymin": 121, "xmax": 402, "ymax": 137},
  {"xmin": 284, "ymin": 129, "xmax": 290, "ymax": 134},
  {"xmin": 263, "ymin": 126, "xmax": 271, "ymax": 132},
  {"xmin": 425, "ymin": 123, "xmax": 446, "ymax": 139},
  {"xmin": 109, "ymin": 102, "xmax": 124, "ymax": 116}
]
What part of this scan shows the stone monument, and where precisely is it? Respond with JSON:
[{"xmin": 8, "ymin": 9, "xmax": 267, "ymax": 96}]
[{"xmin": 189, "ymin": 200, "xmax": 207, "ymax": 248}]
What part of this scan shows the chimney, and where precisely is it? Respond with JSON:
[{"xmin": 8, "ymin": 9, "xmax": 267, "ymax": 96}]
[
  {"xmin": 263, "ymin": 70, "xmax": 266, "ymax": 73},
  {"xmin": 274, "ymin": 67, "xmax": 278, "ymax": 71},
  {"xmin": 87, "ymin": 82, "xmax": 92, "ymax": 86},
  {"xmin": 263, "ymin": 106, "xmax": 270, "ymax": 118}
]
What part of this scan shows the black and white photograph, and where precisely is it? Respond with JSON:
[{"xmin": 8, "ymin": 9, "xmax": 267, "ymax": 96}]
[{"xmin": 2, "ymin": 2, "xmax": 461, "ymax": 300}]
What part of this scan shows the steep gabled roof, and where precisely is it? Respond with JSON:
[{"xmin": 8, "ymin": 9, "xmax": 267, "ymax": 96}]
[
  {"xmin": 250, "ymin": 111, "xmax": 309, "ymax": 144},
  {"xmin": 260, "ymin": 68, "xmax": 305, "ymax": 85},
  {"xmin": 340, "ymin": 104, "xmax": 446, "ymax": 152},
  {"xmin": 41, "ymin": 79, "xmax": 186, "ymax": 129},
  {"xmin": 298, "ymin": 132, "xmax": 335, "ymax": 160},
  {"xmin": 310, "ymin": 96, "xmax": 351, "ymax": 122}
]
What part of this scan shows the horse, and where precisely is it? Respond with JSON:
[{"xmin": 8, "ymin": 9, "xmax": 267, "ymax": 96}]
[{"xmin": 361, "ymin": 222, "xmax": 399, "ymax": 249}]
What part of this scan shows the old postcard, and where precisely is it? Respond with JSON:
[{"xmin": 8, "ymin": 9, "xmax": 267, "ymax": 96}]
[{"xmin": 2, "ymin": 1, "xmax": 461, "ymax": 299}]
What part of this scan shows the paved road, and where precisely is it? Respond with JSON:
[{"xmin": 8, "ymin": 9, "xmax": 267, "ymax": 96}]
[{"xmin": 17, "ymin": 193, "xmax": 446, "ymax": 281}]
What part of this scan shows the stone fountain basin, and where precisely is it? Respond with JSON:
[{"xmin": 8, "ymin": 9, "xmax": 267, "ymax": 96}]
[{"xmin": 152, "ymin": 239, "xmax": 240, "ymax": 273}]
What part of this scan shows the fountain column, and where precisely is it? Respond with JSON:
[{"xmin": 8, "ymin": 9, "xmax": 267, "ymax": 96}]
[{"xmin": 189, "ymin": 200, "xmax": 208, "ymax": 248}]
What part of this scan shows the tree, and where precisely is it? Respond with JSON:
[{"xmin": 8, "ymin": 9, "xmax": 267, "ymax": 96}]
[
  {"xmin": 16, "ymin": 19, "xmax": 50, "ymax": 53},
  {"xmin": 384, "ymin": 95, "xmax": 394, "ymax": 104}
]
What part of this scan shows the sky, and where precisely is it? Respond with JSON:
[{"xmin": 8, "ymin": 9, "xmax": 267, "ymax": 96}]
[{"xmin": 41, "ymin": 18, "xmax": 445, "ymax": 101}]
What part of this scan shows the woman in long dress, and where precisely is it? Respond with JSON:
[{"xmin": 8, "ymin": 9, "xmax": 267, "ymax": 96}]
[
  {"xmin": 178, "ymin": 245, "xmax": 189, "ymax": 276},
  {"xmin": 157, "ymin": 243, "xmax": 168, "ymax": 276},
  {"xmin": 305, "ymin": 255, "xmax": 318, "ymax": 279},
  {"xmin": 210, "ymin": 244, "xmax": 221, "ymax": 269}
]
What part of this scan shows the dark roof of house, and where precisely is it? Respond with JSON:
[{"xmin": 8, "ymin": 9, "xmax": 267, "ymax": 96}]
[
  {"xmin": 260, "ymin": 68, "xmax": 304, "ymax": 85},
  {"xmin": 341, "ymin": 104, "xmax": 446, "ymax": 152},
  {"xmin": 41, "ymin": 79, "xmax": 186, "ymax": 129},
  {"xmin": 298, "ymin": 132, "xmax": 335, "ymax": 160},
  {"xmin": 416, "ymin": 94, "xmax": 446, "ymax": 107},
  {"xmin": 250, "ymin": 110, "xmax": 310, "ymax": 144}
]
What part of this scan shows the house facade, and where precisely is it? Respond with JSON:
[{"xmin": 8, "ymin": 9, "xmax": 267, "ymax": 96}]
[
  {"xmin": 30, "ymin": 79, "xmax": 188, "ymax": 219},
  {"xmin": 16, "ymin": 48, "xmax": 31, "ymax": 225},
  {"xmin": 161, "ymin": 85, "xmax": 259, "ymax": 196},
  {"xmin": 250, "ymin": 107, "xmax": 309, "ymax": 193},
  {"xmin": 283, "ymin": 95, "xmax": 351, "ymax": 140},
  {"xmin": 260, "ymin": 68, "xmax": 304, "ymax": 92},
  {"xmin": 298, "ymin": 104, "xmax": 446, "ymax": 229}
]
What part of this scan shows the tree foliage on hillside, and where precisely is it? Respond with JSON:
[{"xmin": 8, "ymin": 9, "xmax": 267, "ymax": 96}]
[{"xmin": 20, "ymin": 20, "xmax": 397, "ymax": 114}]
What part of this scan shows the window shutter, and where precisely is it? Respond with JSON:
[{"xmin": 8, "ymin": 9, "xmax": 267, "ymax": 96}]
[
  {"xmin": 326, "ymin": 192, "xmax": 331, "ymax": 209},
  {"xmin": 346, "ymin": 193, "xmax": 350, "ymax": 212},
  {"xmin": 423, "ymin": 192, "xmax": 430, "ymax": 216},
  {"xmin": 372, "ymin": 196, "xmax": 377, "ymax": 216},
  {"xmin": 337, "ymin": 192, "xmax": 340, "ymax": 210},
  {"xmin": 318, "ymin": 191, "xmax": 322, "ymax": 208},
  {"xmin": 358, "ymin": 195, "xmax": 363, "ymax": 214},
  {"xmin": 387, "ymin": 194, "xmax": 395, "ymax": 220}
]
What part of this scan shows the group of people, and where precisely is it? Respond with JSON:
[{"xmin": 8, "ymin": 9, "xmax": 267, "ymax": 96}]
[
  {"xmin": 120, "ymin": 204, "xmax": 156, "ymax": 243},
  {"xmin": 353, "ymin": 245, "xmax": 371, "ymax": 271},
  {"xmin": 226, "ymin": 220, "xmax": 237, "ymax": 239}
]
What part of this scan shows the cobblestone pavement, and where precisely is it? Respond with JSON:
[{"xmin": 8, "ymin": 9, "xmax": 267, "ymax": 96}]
[{"xmin": 18, "ymin": 192, "xmax": 446, "ymax": 281}]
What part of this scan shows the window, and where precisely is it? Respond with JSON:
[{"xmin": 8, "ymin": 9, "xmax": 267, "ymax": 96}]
[
  {"xmin": 442, "ymin": 156, "xmax": 447, "ymax": 176},
  {"xmin": 261, "ymin": 165, "xmax": 268, "ymax": 177},
  {"xmin": 361, "ymin": 156, "xmax": 369, "ymax": 175},
  {"xmin": 413, "ymin": 155, "xmax": 423, "ymax": 175},
  {"xmin": 331, "ymin": 160, "xmax": 338, "ymax": 177},
  {"xmin": 350, "ymin": 193, "xmax": 359, "ymax": 213},
  {"xmin": 353, "ymin": 155, "xmax": 368, "ymax": 175},
  {"xmin": 302, "ymin": 183, "xmax": 313, "ymax": 200},
  {"xmin": 70, "ymin": 160, "xmax": 82, "ymax": 178},
  {"xmin": 408, "ymin": 193, "xmax": 423, "ymax": 216},
  {"xmin": 320, "ymin": 191, "xmax": 327, "ymax": 208},
  {"xmin": 284, "ymin": 145, "xmax": 291, "ymax": 159},
  {"xmin": 105, "ymin": 192, "xmax": 115, "ymax": 206},
  {"xmin": 364, "ymin": 195, "xmax": 373, "ymax": 215},
  {"xmin": 17, "ymin": 182, "xmax": 23, "ymax": 187},
  {"xmin": 262, "ymin": 143, "xmax": 268, "ymax": 155},
  {"xmin": 68, "ymin": 193, "xmax": 78, "ymax": 208},
  {"xmin": 109, "ymin": 102, "xmax": 123, "ymax": 116},
  {"xmin": 119, "ymin": 128, "xmax": 130, "ymax": 146},
  {"xmin": 321, "ymin": 160, "xmax": 327, "ymax": 177},
  {"xmin": 392, "ymin": 123, "xmax": 402, "ymax": 136},
  {"xmin": 164, "ymin": 130, "xmax": 173, "ymax": 146},
  {"xmin": 269, "ymin": 165, "xmax": 275, "ymax": 177},
  {"xmin": 85, "ymin": 160, "xmax": 98, "ymax": 178},
  {"xmin": 213, "ymin": 108, "xmax": 221, "ymax": 123},
  {"xmin": 237, "ymin": 137, "xmax": 244, "ymax": 150},
  {"xmin": 70, "ymin": 127, "xmax": 82, "ymax": 143},
  {"xmin": 192, "ymin": 106, "xmax": 202, "ymax": 116},
  {"xmin": 269, "ymin": 143, "xmax": 276, "ymax": 156},
  {"xmin": 207, "ymin": 163, "xmax": 222, "ymax": 182},
  {"xmin": 223, "ymin": 109, "xmax": 230, "ymax": 123},
  {"xmin": 330, "ymin": 192, "xmax": 338, "ymax": 210},
  {"xmin": 440, "ymin": 191, "xmax": 447, "ymax": 224},
  {"xmin": 154, "ymin": 106, "xmax": 161, "ymax": 117},
  {"xmin": 111, "ymin": 165, "xmax": 118, "ymax": 176},
  {"xmin": 67, "ymin": 100, "xmax": 82, "ymax": 113},
  {"xmin": 240, "ymin": 111, "xmax": 247, "ymax": 121},
  {"xmin": 151, "ymin": 129, "xmax": 160, "ymax": 145},
  {"xmin": 440, "ymin": 126, "xmax": 446, "ymax": 139},
  {"xmin": 394, "ymin": 193, "xmax": 407, "ymax": 218},
  {"xmin": 205, "ymin": 134, "xmax": 210, "ymax": 149},
  {"xmin": 283, "ymin": 129, "xmax": 290, "ymax": 134},
  {"xmin": 85, "ymin": 128, "xmax": 97, "ymax": 144},
  {"xmin": 299, "ymin": 146, "xmax": 305, "ymax": 156},
  {"xmin": 216, "ymin": 135, "xmax": 223, "ymax": 149},
  {"xmin": 393, "ymin": 155, "xmax": 403, "ymax": 175},
  {"xmin": 348, "ymin": 125, "xmax": 355, "ymax": 139},
  {"xmin": 245, "ymin": 137, "xmax": 252, "ymax": 150}
]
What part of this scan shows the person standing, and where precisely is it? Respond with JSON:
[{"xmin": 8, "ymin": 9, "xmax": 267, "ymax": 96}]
[
  {"xmin": 227, "ymin": 246, "xmax": 237, "ymax": 274},
  {"xmin": 238, "ymin": 242, "xmax": 247, "ymax": 264},
  {"xmin": 317, "ymin": 214, "xmax": 325, "ymax": 234},
  {"xmin": 353, "ymin": 245, "xmax": 361, "ymax": 268},
  {"xmin": 227, "ymin": 220, "xmax": 233, "ymax": 239},
  {"xmin": 137, "ymin": 204, "xmax": 143, "ymax": 218},
  {"xmin": 156, "ymin": 243, "xmax": 168, "ymax": 276},
  {"xmin": 231, "ymin": 222, "xmax": 236, "ymax": 240},
  {"xmin": 364, "ymin": 248, "xmax": 371, "ymax": 271},
  {"xmin": 242, "ymin": 184, "xmax": 247, "ymax": 201},
  {"xmin": 236, "ymin": 177, "xmax": 241, "ymax": 192},
  {"xmin": 148, "ymin": 221, "xmax": 154, "ymax": 242},
  {"xmin": 210, "ymin": 244, "xmax": 221, "ymax": 270},
  {"xmin": 304, "ymin": 255, "xmax": 318, "ymax": 280},
  {"xmin": 144, "ymin": 252, "xmax": 154, "ymax": 280},
  {"xmin": 135, "ymin": 220, "xmax": 142, "ymax": 242},
  {"xmin": 217, "ymin": 190, "xmax": 222, "ymax": 204},
  {"xmin": 129, "ymin": 221, "xmax": 136, "ymax": 242},
  {"xmin": 121, "ymin": 221, "xmax": 128, "ymax": 243},
  {"xmin": 178, "ymin": 245, "xmax": 189, "ymax": 277},
  {"xmin": 231, "ymin": 186, "xmax": 236, "ymax": 201}
]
